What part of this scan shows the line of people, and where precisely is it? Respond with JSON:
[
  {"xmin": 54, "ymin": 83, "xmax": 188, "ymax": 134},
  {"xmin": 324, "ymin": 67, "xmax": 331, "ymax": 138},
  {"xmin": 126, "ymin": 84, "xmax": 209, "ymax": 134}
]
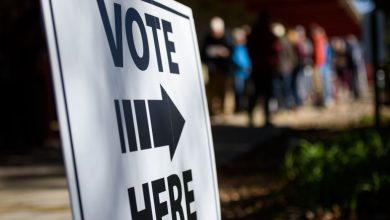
[{"xmin": 201, "ymin": 14, "xmax": 367, "ymax": 125}]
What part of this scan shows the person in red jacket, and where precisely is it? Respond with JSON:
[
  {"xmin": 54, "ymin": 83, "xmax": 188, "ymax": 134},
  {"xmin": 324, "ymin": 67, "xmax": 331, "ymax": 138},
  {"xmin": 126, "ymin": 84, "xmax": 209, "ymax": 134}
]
[{"xmin": 311, "ymin": 25, "xmax": 332, "ymax": 106}]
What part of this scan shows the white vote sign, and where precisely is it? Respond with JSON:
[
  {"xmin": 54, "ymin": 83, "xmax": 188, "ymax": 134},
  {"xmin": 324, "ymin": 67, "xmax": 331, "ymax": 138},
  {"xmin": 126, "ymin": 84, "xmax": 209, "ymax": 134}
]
[{"xmin": 41, "ymin": 0, "xmax": 220, "ymax": 219}]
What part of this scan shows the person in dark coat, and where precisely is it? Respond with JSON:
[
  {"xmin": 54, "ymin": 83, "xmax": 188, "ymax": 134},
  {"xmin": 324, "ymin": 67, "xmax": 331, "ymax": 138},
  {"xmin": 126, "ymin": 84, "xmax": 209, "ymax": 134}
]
[
  {"xmin": 201, "ymin": 17, "xmax": 233, "ymax": 115},
  {"xmin": 247, "ymin": 11, "xmax": 278, "ymax": 125}
]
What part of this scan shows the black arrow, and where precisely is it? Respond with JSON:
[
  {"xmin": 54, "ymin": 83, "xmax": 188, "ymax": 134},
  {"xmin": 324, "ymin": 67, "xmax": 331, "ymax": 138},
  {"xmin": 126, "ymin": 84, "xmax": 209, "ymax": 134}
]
[{"xmin": 148, "ymin": 85, "xmax": 185, "ymax": 160}]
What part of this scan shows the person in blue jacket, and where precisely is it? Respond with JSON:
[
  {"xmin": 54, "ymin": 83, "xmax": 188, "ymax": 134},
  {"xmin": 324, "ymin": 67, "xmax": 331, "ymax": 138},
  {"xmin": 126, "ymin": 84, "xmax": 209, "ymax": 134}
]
[{"xmin": 232, "ymin": 28, "xmax": 252, "ymax": 112}]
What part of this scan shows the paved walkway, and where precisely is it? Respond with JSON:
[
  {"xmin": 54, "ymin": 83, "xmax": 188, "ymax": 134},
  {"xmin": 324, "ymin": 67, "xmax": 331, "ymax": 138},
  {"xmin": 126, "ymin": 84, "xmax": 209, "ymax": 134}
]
[
  {"xmin": 0, "ymin": 166, "xmax": 71, "ymax": 220},
  {"xmin": 211, "ymin": 92, "xmax": 390, "ymax": 129}
]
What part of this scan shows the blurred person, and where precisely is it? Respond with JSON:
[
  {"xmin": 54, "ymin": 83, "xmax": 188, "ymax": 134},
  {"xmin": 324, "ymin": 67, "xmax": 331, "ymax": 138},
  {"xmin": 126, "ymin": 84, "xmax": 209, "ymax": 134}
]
[
  {"xmin": 272, "ymin": 23, "xmax": 297, "ymax": 110},
  {"xmin": 295, "ymin": 26, "xmax": 314, "ymax": 105},
  {"xmin": 346, "ymin": 35, "xmax": 366, "ymax": 99},
  {"xmin": 247, "ymin": 11, "xmax": 278, "ymax": 125},
  {"xmin": 332, "ymin": 37, "xmax": 353, "ymax": 100},
  {"xmin": 288, "ymin": 27, "xmax": 305, "ymax": 107},
  {"xmin": 311, "ymin": 25, "xmax": 332, "ymax": 106},
  {"xmin": 231, "ymin": 28, "xmax": 252, "ymax": 112},
  {"xmin": 201, "ymin": 16, "xmax": 233, "ymax": 115},
  {"xmin": 323, "ymin": 35, "xmax": 333, "ymax": 106}
]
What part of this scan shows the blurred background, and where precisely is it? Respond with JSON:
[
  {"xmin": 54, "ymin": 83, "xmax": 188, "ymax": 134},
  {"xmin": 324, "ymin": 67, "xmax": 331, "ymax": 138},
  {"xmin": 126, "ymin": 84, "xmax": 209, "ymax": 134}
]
[{"xmin": 1, "ymin": 0, "xmax": 390, "ymax": 219}]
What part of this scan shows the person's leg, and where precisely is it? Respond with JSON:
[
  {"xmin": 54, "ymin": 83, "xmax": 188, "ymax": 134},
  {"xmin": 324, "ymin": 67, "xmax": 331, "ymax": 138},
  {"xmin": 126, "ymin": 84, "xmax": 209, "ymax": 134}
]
[
  {"xmin": 296, "ymin": 69, "xmax": 305, "ymax": 106},
  {"xmin": 292, "ymin": 70, "xmax": 301, "ymax": 107},
  {"xmin": 234, "ymin": 76, "xmax": 246, "ymax": 112},
  {"xmin": 302, "ymin": 65, "xmax": 313, "ymax": 104},
  {"xmin": 248, "ymin": 88, "xmax": 259, "ymax": 126},
  {"xmin": 248, "ymin": 83, "xmax": 259, "ymax": 113},
  {"xmin": 282, "ymin": 74, "xmax": 294, "ymax": 109},
  {"xmin": 313, "ymin": 65, "xmax": 324, "ymax": 105},
  {"xmin": 206, "ymin": 72, "xmax": 216, "ymax": 115},
  {"xmin": 322, "ymin": 65, "xmax": 332, "ymax": 105},
  {"xmin": 345, "ymin": 70, "xmax": 353, "ymax": 97},
  {"xmin": 214, "ymin": 71, "xmax": 226, "ymax": 114},
  {"xmin": 222, "ymin": 74, "xmax": 234, "ymax": 114},
  {"xmin": 352, "ymin": 68, "xmax": 360, "ymax": 99},
  {"xmin": 264, "ymin": 73, "xmax": 274, "ymax": 125},
  {"xmin": 263, "ymin": 90, "xmax": 271, "ymax": 125},
  {"xmin": 273, "ymin": 75, "xmax": 284, "ymax": 109}
]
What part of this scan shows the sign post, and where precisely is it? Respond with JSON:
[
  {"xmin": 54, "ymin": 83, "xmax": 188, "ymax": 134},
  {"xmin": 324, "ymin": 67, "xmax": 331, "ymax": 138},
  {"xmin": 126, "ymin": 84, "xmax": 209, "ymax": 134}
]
[{"xmin": 41, "ymin": 0, "xmax": 220, "ymax": 219}]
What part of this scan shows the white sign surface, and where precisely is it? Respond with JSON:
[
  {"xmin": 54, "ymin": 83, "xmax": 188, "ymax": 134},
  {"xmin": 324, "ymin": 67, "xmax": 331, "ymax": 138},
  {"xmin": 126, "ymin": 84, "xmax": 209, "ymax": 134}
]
[{"xmin": 41, "ymin": 0, "xmax": 220, "ymax": 219}]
